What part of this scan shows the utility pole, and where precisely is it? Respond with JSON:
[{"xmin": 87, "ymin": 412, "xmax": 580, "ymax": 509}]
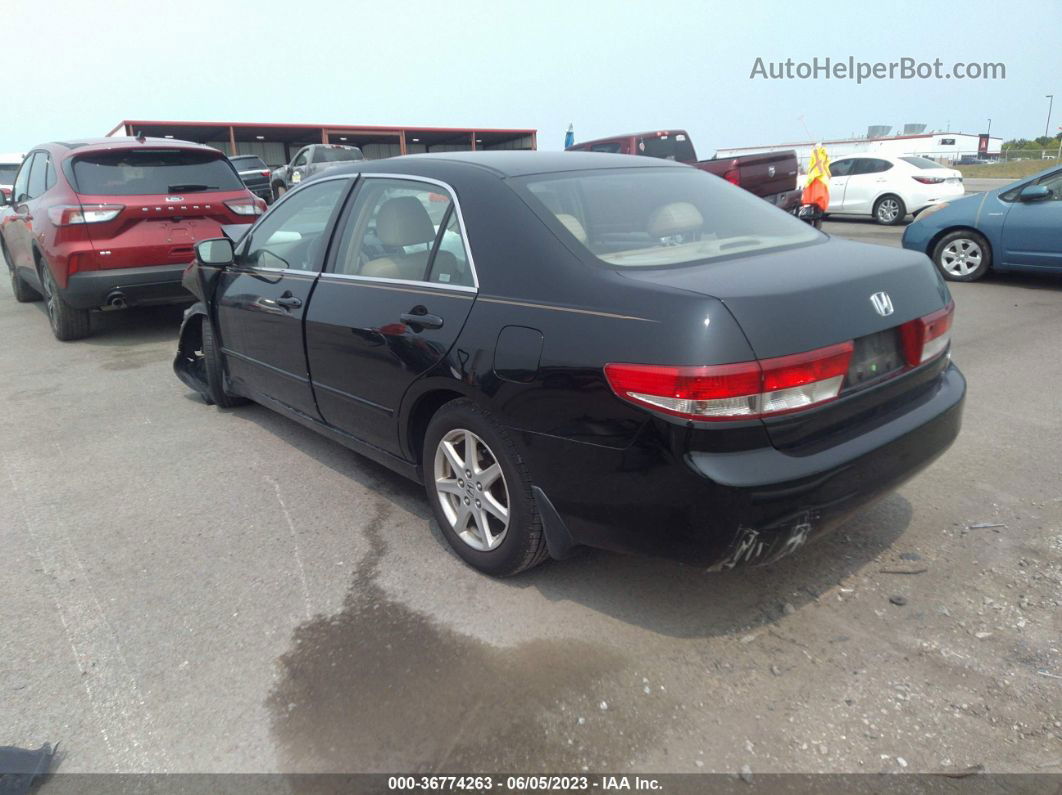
[
  {"xmin": 1046, "ymin": 95, "xmax": 1054, "ymax": 138},
  {"xmin": 986, "ymin": 118, "xmax": 992, "ymax": 136}
]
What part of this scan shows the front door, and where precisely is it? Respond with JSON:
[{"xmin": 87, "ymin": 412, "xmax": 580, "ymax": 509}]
[
  {"xmin": 305, "ymin": 176, "xmax": 477, "ymax": 454},
  {"xmin": 1000, "ymin": 169, "xmax": 1062, "ymax": 268},
  {"xmin": 215, "ymin": 176, "xmax": 351, "ymax": 416},
  {"xmin": 841, "ymin": 157, "xmax": 892, "ymax": 215},
  {"xmin": 3, "ymin": 152, "xmax": 40, "ymax": 276},
  {"xmin": 826, "ymin": 158, "xmax": 853, "ymax": 212}
]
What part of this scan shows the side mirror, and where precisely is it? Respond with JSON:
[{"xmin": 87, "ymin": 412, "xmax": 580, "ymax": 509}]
[
  {"xmin": 196, "ymin": 238, "xmax": 234, "ymax": 266},
  {"xmin": 1019, "ymin": 184, "xmax": 1052, "ymax": 202}
]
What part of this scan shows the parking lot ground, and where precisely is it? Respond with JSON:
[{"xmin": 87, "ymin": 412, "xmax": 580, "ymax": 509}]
[{"xmin": 1, "ymin": 230, "xmax": 1060, "ymax": 776}]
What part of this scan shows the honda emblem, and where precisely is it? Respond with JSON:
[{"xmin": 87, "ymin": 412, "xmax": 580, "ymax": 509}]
[{"xmin": 870, "ymin": 291, "xmax": 894, "ymax": 317}]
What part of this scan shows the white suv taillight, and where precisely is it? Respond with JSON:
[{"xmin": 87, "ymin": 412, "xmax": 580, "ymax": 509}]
[
  {"xmin": 225, "ymin": 198, "xmax": 263, "ymax": 216},
  {"xmin": 900, "ymin": 301, "xmax": 954, "ymax": 365},
  {"xmin": 47, "ymin": 204, "xmax": 123, "ymax": 225},
  {"xmin": 604, "ymin": 341, "xmax": 855, "ymax": 422}
]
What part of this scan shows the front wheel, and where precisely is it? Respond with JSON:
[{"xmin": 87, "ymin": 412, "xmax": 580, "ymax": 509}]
[
  {"xmin": 201, "ymin": 317, "xmax": 249, "ymax": 408},
  {"xmin": 873, "ymin": 195, "xmax": 906, "ymax": 225},
  {"xmin": 272, "ymin": 183, "xmax": 287, "ymax": 202},
  {"xmin": 40, "ymin": 265, "xmax": 90, "ymax": 340},
  {"xmin": 932, "ymin": 230, "xmax": 991, "ymax": 281},
  {"xmin": 423, "ymin": 400, "xmax": 549, "ymax": 576}
]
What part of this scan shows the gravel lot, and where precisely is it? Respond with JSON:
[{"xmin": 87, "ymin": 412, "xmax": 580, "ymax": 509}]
[{"xmin": 1, "ymin": 215, "xmax": 1059, "ymax": 777}]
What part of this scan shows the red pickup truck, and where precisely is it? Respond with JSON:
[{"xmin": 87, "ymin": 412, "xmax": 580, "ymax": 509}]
[{"xmin": 566, "ymin": 130, "xmax": 801, "ymax": 212}]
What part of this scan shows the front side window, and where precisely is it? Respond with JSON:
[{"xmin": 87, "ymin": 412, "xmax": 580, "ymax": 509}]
[
  {"xmin": 854, "ymin": 158, "xmax": 892, "ymax": 175},
  {"xmin": 1035, "ymin": 170, "xmax": 1062, "ymax": 200},
  {"xmin": 12, "ymin": 154, "xmax": 33, "ymax": 202},
  {"xmin": 517, "ymin": 166, "xmax": 821, "ymax": 268},
  {"xmin": 243, "ymin": 179, "xmax": 348, "ymax": 271},
  {"xmin": 333, "ymin": 178, "xmax": 473, "ymax": 286},
  {"xmin": 830, "ymin": 159, "xmax": 854, "ymax": 177},
  {"xmin": 292, "ymin": 149, "xmax": 309, "ymax": 167},
  {"xmin": 71, "ymin": 149, "xmax": 244, "ymax": 195}
]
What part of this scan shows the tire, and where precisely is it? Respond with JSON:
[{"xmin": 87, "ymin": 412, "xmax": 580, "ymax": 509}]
[
  {"xmin": 39, "ymin": 264, "xmax": 90, "ymax": 340},
  {"xmin": 272, "ymin": 183, "xmax": 287, "ymax": 202},
  {"xmin": 201, "ymin": 316, "xmax": 248, "ymax": 408},
  {"xmin": 423, "ymin": 399, "xmax": 549, "ymax": 576},
  {"xmin": 873, "ymin": 195, "xmax": 906, "ymax": 225},
  {"xmin": 932, "ymin": 230, "xmax": 991, "ymax": 282},
  {"xmin": 4, "ymin": 241, "xmax": 42, "ymax": 303}
]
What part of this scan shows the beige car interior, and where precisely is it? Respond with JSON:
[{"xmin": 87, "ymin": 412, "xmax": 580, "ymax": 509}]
[{"xmin": 360, "ymin": 196, "xmax": 438, "ymax": 281}]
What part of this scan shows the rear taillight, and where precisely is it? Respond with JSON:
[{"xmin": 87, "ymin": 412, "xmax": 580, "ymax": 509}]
[
  {"xmin": 899, "ymin": 301, "xmax": 954, "ymax": 366},
  {"xmin": 47, "ymin": 204, "xmax": 123, "ymax": 225},
  {"xmin": 225, "ymin": 198, "xmax": 263, "ymax": 216},
  {"xmin": 604, "ymin": 341, "xmax": 854, "ymax": 422},
  {"xmin": 723, "ymin": 164, "xmax": 741, "ymax": 186},
  {"xmin": 912, "ymin": 176, "xmax": 945, "ymax": 184},
  {"xmin": 260, "ymin": 170, "xmax": 271, "ymax": 177}
]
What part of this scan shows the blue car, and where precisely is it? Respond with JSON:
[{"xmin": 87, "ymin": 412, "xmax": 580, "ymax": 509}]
[{"xmin": 902, "ymin": 164, "xmax": 1062, "ymax": 281}]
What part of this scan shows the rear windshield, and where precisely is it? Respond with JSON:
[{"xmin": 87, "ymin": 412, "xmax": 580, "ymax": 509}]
[
  {"xmin": 71, "ymin": 149, "xmax": 244, "ymax": 195},
  {"xmin": 230, "ymin": 155, "xmax": 267, "ymax": 171},
  {"xmin": 516, "ymin": 166, "xmax": 821, "ymax": 268},
  {"xmin": 315, "ymin": 147, "xmax": 363, "ymax": 164},
  {"xmin": 639, "ymin": 134, "xmax": 696, "ymax": 163},
  {"xmin": 0, "ymin": 165, "xmax": 19, "ymax": 183},
  {"xmin": 900, "ymin": 156, "xmax": 944, "ymax": 169}
]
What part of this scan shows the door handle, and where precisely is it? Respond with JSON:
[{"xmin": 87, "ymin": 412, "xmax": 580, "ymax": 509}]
[
  {"xmin": 276, "ymin": 294, "xmax": 302, "ymax": 309},
  {"xmin": 400, "ymin": 309, "xmax": 444, "ymax": 330}
]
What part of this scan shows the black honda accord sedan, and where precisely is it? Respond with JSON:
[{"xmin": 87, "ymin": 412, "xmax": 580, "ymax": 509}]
[{"xmin": 174, "ymin": 151, "xmax": 965, "ymax": 576}]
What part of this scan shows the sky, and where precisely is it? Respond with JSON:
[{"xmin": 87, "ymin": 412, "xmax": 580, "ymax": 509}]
[{"xmin": 2, "ymin": 0, "xmax": 1059, "ymax": 155}]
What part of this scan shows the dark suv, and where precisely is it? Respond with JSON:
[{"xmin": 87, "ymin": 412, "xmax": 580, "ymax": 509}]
[
  {"xmin": 229, "ymin": 154, "xmax": 273, "ymax": 203},
  {"xmin": 0, "ymin": 137, "xmax": 264, "ymax": 340}
]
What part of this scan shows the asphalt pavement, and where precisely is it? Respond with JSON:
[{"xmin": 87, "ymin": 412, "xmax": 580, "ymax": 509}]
[{"xmin": 1, "ymin": 214, "xmax": 1059, "ymax": 776}]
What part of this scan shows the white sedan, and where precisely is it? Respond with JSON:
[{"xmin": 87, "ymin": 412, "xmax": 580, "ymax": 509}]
[{"xmin": 823, "ymin": 155, "xmax": 965, "ymax": 225}]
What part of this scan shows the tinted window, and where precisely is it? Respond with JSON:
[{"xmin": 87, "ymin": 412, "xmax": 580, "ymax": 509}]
[
  {"xmin": 72, "ymin": 149, "xmax": 243, "ymax": 195},
  {"xmin": 0, "ymin": 165, "xmax": 19, "ymax": 183},
  {"xmin": 900, "ymin": 156, "xmax": 944, "ymax": 169},
  {"xmin": 638, "ymin": 134, "xmax": 696, "ymax": 162},
  {"xmin": 590, "ymin": 142, "xmax": 622, "ymax": 153},
  {"xmin": 231, "ymin": 155, "xmax": 267, "ymax": 171},
  {"xmin": 244, "ymin": 179, "xmax": 348, "ymax": 272},
  {"xmin": 314, "ymin": 146, "xmax": 363, "ymax": 164},
  {"xmin": 853, "ymin": 158, "xmax": 892, "ymax": 175},
  {"xmin": 334, "ymin": 179, "xmax": 469, "ymax": 284},
  {"xmin": 518, "ymin": 166, "xmax": 821, "ymax": 268},
  {"xmin": 830, "ymin": 159, "xmax": 854, "ymax": 177},
  {"xmin": 1035, "ymin": 170, "xmax": 1062, "ymax": 200},
  {"xmin": 26, "ymin": 153, "xmax": 48, "ymax": 199},
  {"xmin": 292, "ymin": 149, "xmax": 309, "ymax": 167},
  {"xmin": 13, "ymin": 153, "xmax": 36, "ymax": 201}
]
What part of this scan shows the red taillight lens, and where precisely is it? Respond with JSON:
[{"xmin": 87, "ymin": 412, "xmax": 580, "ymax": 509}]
[
  {"xmin": 899, "ymin": 301, "xmax": 954, "ymax": 366},
  {"xmin": 912, "ymin": 176, "xmax": 945, "ymax": 184},
  {"xmin": 47, "ymin": 204, "xmax": 123, "ymax": 225},
  {"xmin": 604, "ymin": 341, "xmax": 854, "ymax": 421},
  {"xmin": 723, "ymin": 167, "xmax": 741, "ymax": 186},
  {"xmin": 260, "ymin": 170, "xmax": 271, "ymax": 177},
  {"xmin": 225, "ymin": 198, "xmax": 263, "ymax": 216}
]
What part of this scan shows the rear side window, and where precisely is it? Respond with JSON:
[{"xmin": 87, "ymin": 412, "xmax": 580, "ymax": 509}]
[
  {"xmin": 26, "ymin": 152, "xmax": 49, "ymax": 199},
  {"xmin": 71, "ymin": 149, "xmax": 244, "ymax": 195}
]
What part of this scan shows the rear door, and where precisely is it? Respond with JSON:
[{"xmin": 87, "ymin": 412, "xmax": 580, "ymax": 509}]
[
  {"xmin": 841, "ymin": 158, "xmax": 892, "ymax": 214},
  {"xmin": 215, "ymin": 176, "xmax": 351, "ymax": 416},
  {"xmin": 305, "ymin": 176, "xmax": 477, "ymax": 454},
  {"xmin": 826, "ymin": 158, "xmax": 854, "ymax": 211},
  {"xmin": 1000, "ymin": 169, "xmax": 1062, "ymax": 268}
]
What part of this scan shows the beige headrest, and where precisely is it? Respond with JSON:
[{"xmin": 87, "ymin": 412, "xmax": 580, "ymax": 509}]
[
  {"xmin": 376, "ymin": 196, "xmax": 436, "ymax": 247},
  {"xmin": 556, "ymin": 213, "xmax": 588, "ymax": 244},
  {"xmin": 647, "ymin": 202, "xmax": 703, "ymax": 238}
]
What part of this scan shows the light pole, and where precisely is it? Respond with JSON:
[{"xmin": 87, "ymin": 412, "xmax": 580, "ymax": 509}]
[
  {"xmin": 1046, "ymin": 95, "xmax": 1055, "ymax": 138},
  {"xmin": 986, "ymin": 118, "xmax": 992, "ymax": 136}
]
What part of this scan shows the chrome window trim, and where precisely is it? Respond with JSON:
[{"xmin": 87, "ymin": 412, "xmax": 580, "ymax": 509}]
[
  {"xmin": 317, "ymin": 271, "xmax": 477, "ymax": 294},
  {"xmin": 334, "ymin": 172, "xmax": 480, "ymax": 291}
]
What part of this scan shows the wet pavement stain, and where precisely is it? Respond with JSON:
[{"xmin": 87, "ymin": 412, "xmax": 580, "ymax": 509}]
[{"xmin": 267, "ymin": 502, "xmax": 678, "ymax": 773}]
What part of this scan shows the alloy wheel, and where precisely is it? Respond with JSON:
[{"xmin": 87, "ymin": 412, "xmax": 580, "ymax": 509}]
[
  {"xmin": 433, "ymin": 428, "xmax": 510, "ymax": 551},
  {"xmin": 41, "ymin": 269, "xmax": 59, "ymax": 330},
  {"xmin": 940, "ymin": 238, "xmax": 983, "ymax": 277},
  {"xmin": 877, "ymin": 198, "xmax": 900, "ymax": 223}
]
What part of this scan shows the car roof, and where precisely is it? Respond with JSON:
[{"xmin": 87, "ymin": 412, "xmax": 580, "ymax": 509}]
[
  {"xmin": 35, "ymin": 137, "xmax": 224, "ymax": 157},
  {"xmin": 329, "ymin": 150, "xmax": 687, "ymax": 179}
]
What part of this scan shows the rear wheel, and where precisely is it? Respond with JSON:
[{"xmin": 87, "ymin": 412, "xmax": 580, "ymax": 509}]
[
  {"xmin": 873, "ymin": 195, "xmax": 906, "ymax": 225},
  {"xmin": 40, "ymin": 264, "xmax": 90, "ymax": 340},
  {"xmin": 932, "ymin": 230, "xmax": 991, "ymax": 282},
  {"xmin": 423, "ymin": 400, "xmax": 548, "ymax": 576},
  {"xmin": 201, "ymin": 317, "xmax": 248, "ymax": 408}
]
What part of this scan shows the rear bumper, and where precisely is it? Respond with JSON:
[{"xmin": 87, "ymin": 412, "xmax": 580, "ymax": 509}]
[
  {"xmin": 768, "ymin": 188, "xmax": 802, "ymax": 211},
  {"xmin": 518, "ymin": 362, "xmax": 965, "ymax": 567},
  {"xmin": 62, "ymin": 264, "xmax": 193, "ymax": 309}
]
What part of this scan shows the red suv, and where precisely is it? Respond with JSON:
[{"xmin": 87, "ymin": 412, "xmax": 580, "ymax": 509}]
[{"xmin": 0, "ymin": 137, "xmax": 264, "ymax": 340}]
